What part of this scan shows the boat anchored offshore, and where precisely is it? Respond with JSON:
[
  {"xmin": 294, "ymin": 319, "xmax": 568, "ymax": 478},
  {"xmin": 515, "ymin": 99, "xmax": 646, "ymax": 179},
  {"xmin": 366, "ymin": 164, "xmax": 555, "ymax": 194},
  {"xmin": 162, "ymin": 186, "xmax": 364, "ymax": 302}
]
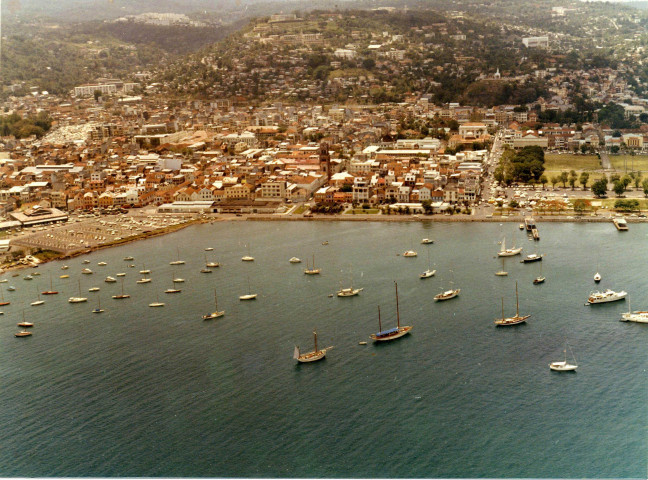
[
  {"xmin": 494, "ymin": 282, "xmax": 530, "ymax": 326},
  {"xmin": 587, "ymin": 289, "xmax": 627, "ymax": 305},
  {"xmin": 549, "ymin": 344, "xmax": 578, "ymax": 371},
  {"xmin": 293, "ymin": 330, "xmax": 333, "ymax": 363},
  {"xmin": 304, "ymin": 255, "xmax": 321, "ymax": 275},
  {"xmin": 522, "ymin": 253, "xmax": 543, "ymax": 263},
  {"xmin": 202, "ymin": 290, "xmax": 224, "ymax": 320},
  {"xmin": 370, "ymin": 282, "xmax": 412, "ymax": 342},
  {"xmin": 421, "ymin": 238, "xmax": 434, "ymax": 244},
  {"xmin": 434, "ymin": 288, "xmax": 460, "ymax": 301},
  {"xmin": 403, "ymin": 250, "xmax": 417, "ymax": 257},
  {"xmin": 497, "ymin": 237, "xmax": 522, "ymax": 257},
  {"xmin": 337, "ymin": 287, "xmax": 363, "ymax": 297}
]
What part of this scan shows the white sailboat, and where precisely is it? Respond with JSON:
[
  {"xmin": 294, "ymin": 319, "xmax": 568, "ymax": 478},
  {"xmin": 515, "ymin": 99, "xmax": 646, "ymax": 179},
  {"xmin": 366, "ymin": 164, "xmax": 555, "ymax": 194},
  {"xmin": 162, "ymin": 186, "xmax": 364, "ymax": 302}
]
[
  {"xmin": 169, "ymin": 246, "xmax": 185, "ymax": 265},
  {"xmin": 203, "ymin": 290, "xmax": 224, "ymax": 319},
  {"xmin": 149, "ymin": 294, "xmax": 165, "ymax": 307},
  {"xmin": 239, "ymin": 277, "xmax": 257, "ymax": 300},
  {"xmin": 241, "ymin": 244, "xmax": 254, "ymax": 262},
  {"xmin": 293, "ymin": 330, "xmax": 333, "ymax": 362},
  {"xmin": 92, "ymin": 295, "xmax": 104, "ymax": 313},
  {"xmin": 111, "ymin": 278, "xmax": 130, "ymax": 299},
  {"xmin": 68, "ymin": 280, "xmax": 88, "ymax": 303},
  {"xmin": 497, "ymin": 237, "xmax": 523, "ymax": 257},
  {"xmin": 30, "ymin": 290, "xmax": 44, "ymax": 306},
  {"xmin": 420, "ymin": 250, "xmax": 436, "ymax": 279},
  {"xmin": 495, "ymin": 257, "xmax": 508, "ymax": 276},
  {"xmin": 549, "ymin": 344, "xmax": 578, "ymax": 371}
]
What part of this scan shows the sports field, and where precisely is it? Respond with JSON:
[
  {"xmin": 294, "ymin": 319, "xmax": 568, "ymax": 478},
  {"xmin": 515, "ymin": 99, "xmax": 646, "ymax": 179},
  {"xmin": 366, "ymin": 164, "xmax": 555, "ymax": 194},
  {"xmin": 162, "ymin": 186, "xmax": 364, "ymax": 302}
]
[{"xmin": 543, "ymin": 154, "xmax": 603, "ymax": 187}]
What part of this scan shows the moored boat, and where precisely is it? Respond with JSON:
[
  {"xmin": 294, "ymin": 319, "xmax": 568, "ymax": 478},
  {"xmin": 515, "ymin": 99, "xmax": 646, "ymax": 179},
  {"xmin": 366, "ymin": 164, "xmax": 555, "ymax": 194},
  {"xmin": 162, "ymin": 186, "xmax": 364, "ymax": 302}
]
[
  {"xmin": 522, "ymin": 253, "xmax": 543, "ymax": 263},
  {"xmin": 494, "ymin": 282, "xmax": 530, "ymax": 326},
  {"xmin": 370, "ymin": 282, "xmax": 412, "ymax": 341},
  {"xmin": 293, "ymin": 330, "xmax": 333, "ymax": 362},
  {"xmin": 587, "ymin": 289, "xmax": 627, "ymax": 305},
  {"xmin": 497, "ymin": 237, "xmax": 522, "ymax": 257},
  {"xmin": 549, "ymin": 345, "xmax": 578, "ymax": 371},
  {"xmin": 434, "ymin": 289, "xmax": 460, "ymax": 301},
  {"xmin": 203, "ymin": 290, "xmax": 224, "ymax": 319},
  {"xmin": 613, "ymin": 217, "xmax": 628, "ymax": 231},
  {"xmin": 403, "ymin": 250, "xmax": 417, "ymax": 257}
]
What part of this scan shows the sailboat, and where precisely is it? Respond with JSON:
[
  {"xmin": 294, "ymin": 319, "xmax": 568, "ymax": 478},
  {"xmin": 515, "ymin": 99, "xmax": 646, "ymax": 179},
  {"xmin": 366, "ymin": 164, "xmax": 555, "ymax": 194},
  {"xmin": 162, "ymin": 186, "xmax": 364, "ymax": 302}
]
[
  {"xmin": 111, "ymin": 279, "xmax": 130, "ymax": 299},
  {"xmin": 203, "ymin": 290, "xmax": 224, "ymax": 319},
  {"xmin": 139, "ymin": 264, "xmax": 151, "ymax": 274},
  {"xmin": 239, "ymin": 277, "xmax": 257, "ymax": 300},
  {"xmin": 420, "ymin": 250, "xmax": 436, "ymax": 279},
  {"xmin": 494, "ymin": 281, "xmax": 530, "ymax": 326},
  {"xmin": 533, "ymin": 262, "xmax": 545, "ymax": 284},
  {"xmin": 92, "ymin": 295, "xmax": 104, "ymax": 313},
  {"xmin": 304, "ymin": 254, "xmax": 321, "ymax": 275},
  {"xmin": 594, "ymin": 262, "xmax": 601, "ymax": 283},
  {"xmin": 41, "ymin": 274, "xmax": 58, "ymax": 295},
  {"xmin": 68, "ymin": 279, "xmax": 88, "ymax": 303},
  {"xmin": 434, "ymin": 271, "xmax": 460, "ymax": 301},
  {"xmin": 30, "ymin": 290, "xmax": 44, "ymax": 306},
  {"xmin": 293, "ymin": 330, "xmax": 333, "ymax": 363},
  {"xmin": 337, "ymin": 268, "xmax": 363, "ymax": 296},
  {"xmin": 205, "ymin": 253, "xmax": 220, "ymax": 268},
  {"xmin": 549, "ymin": 344, "xmax": 578, "ymax": 371},
  {"xmin": 18, "ymin": 311, "xmax": 34, "ymax": 328},
  {"xmin": 370, "ymin": 282, "xmax": 413, "ymax": 341},
  {"xmin": 149, "ymin": 294, "xmax": 165, "ymax": 307},
  {"xmin": 0, "ymin": 286, "xmax": 10, "ymax": 306},
  {"xmin": 495, "ymin": 257, "xmax": 508, "ymax": 276},
  {"xmin": 169, "ymin": 246, "xmax": 185, "ymax": 265},
  {"xmin": 241, "ymin": 244, "xmax": 254, "ymax": 262},
  {"xmin": 165, "ymin": 276, "xmax": 182, "ymax": 294},
  {"xmin": 497, "ymin": 237, "xmax": 523, "ymax": 257}
]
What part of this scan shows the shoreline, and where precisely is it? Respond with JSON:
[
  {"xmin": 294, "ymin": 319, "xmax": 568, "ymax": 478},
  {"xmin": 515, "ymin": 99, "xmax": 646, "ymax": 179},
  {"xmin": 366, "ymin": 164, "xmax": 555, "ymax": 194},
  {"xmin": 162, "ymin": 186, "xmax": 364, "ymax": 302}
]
[{"xmin": 1, "ymin": 211, "xmax": 633, "ymax": 273}]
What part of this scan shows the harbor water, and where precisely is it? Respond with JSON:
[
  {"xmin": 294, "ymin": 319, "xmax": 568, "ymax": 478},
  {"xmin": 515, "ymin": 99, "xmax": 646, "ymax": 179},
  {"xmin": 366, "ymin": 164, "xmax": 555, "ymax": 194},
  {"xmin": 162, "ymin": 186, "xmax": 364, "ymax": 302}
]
[{"xmin": 1, "ymin": 220, "xmax": 646, "ymax": 478}]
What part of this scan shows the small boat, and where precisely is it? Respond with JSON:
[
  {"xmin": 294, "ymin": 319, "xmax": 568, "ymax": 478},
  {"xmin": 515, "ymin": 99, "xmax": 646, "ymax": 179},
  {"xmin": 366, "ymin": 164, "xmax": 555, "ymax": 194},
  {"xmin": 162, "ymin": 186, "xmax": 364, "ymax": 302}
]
[
  {"xmin": 239, "ymin": 277, "xmax": 257, "ymax": 300},
  {"xmin": 434, "ymin": 289, "xmax": 460, "ymax": 301},
  {"xmin": 205, "ymin": 253, "xmax": 220, "ymax": 268},
  {"xmin": 358, "ymin": 341, "xmax": 367, "ymax": 345},
  {"xmin": 403, "ymin": 250, "xmax": 417, "ymax": 257},
  {"xmin": 420, "ymin": 269, "xmax": 436, "ymax": 279},
  {"xmin": 30, "ymin": 292, "xmax": 44, "ymax": 306},
  {"xmin": 322, "ymin": 241, "xmax": 329, "ymax": 245},
  {"xmin": 123, "ymin": 256, "xmax": 134, "ymax": 261},
  {"xmin": 495, "ymin": 257, "xmax": 508, "ymax": 276},
  {"xmin": 337, "ymin": 287, "xmax": 363, "ymax": 297},
  {"xmin": 370, "ymin": 282, "xmax": 412, "ymax": 341},
  {"xmin": 32, "ymin": 272, "xmax": 40, "ymax": 276},
  {"xmin": 41, "ymin": 274, "xmax": 58, "ymax": 295},
  {"xmin": 88, "ymin": 287, "xmax": 100, "ymax": 292},
  {"xmin": 60, "ymin": 275, "xmax": 69, "ymax": 279},
  {"xmin": 421, "ymin": 238, "xmax": 434, "ymax": 244},
  {"xmin": 533, "ymin": 263, "xmax": 545, "ymax": 284},
  {"xmin": 494, "ymin": 282, "xmax": 530, "ymax": 326},
  {"xmin": 139, "ymin": 265, "xmax": 150, "ymax": 274},
  {"xmin": 116, "ymin": 273, "xmax": 126, "ymax": 277},
  {"xmin": 241, "ymin": 244, "xmax": 254, "ymax": 262},
  {"xmin": 519, "ymin": 223, "xmax": 524, "ymax": 230},
  {"xmin": 200, "ymin": 268, "xmax": 212, "ymax": 273},
  {"xmin": 203, "ymin": 290, "xmax": 224, "ymax": 319},
  {"xmin": 15, "ymin": 330, "xmax": 32, "ymax": 337},
  {"xmin": 18, "ymin": 312, "xmax": 33, "ymax": 328},
  {"xmin": 92, "ymin": 296, "xmax": 104, "ymax": 314},
  {"xmin": 0, "ymin": 279, "xmax": 6, "ymax": 283},
  {"xmin": 293, "ymin": 330, "xmax": 333, "ymax": 363},
  {"xmin": 0, "ymin": 287, "xmax": 10, "ymax": 306},
  {"xmin": 289, "ymin": 257, "xmax": 301, "ymax": 263},
  {"xmin": 594, "ymin": 272, "xmax": 601, "ymax": 283},
  {"xmin": 205, "ymin": 248, "xmax": 213, "ymax": 251},
  {"xmin": 97, "ymin": 262, "xmax": 107, "ymax": 266},
  {"xmin": 164, "ymin": 288, "xmax": 181, "ymax": 294},
  {"xmin": 587, "ymin": 289, "xmax": 627, "ymax": 305},
  {"xmin": 522, "ymin": 253, "xmax": 543, "ymax": 263},
  {"xmin": 24, "ymin": 275, "xmax": 33, "ymax": 281},
  {"xmin": 169, "ymin": 246, "xmax": 185, "ymax": 265},
  {"xmin": 81, "ymin": 268, "xmax": 93, "ymax": 275},
  {"xmin": 304, "ymin": 255, "xmax": 321, "ymax": 275},
  {"xmin": 111, "ymin": 279, "xmax": 130, "ymax": 300},
  {"xmin": 61, "ymin": 265, "xmax": 69, "ymax": 270},
  {"xmin": 136, "ymin": 278, "xmax": 151, "ymax": 284},
  {"xmin": 172, "ymin": 278, "xmax": 185, "ymax": 283},
  {"xmin": 69, "ymin": 280, "xmax": 88, "ymax": 303},
  {"xmin": 497, "ymin": 238, "xmax": 522, "ymax": 257},
  {"xmin": 82, "ymin": 260, "xmax": 90, "ymax": 264},
  {"xmin": 7, "ymin": 286, "xmax": 15, "ymax": 291},
  {"xmin": 149, "ymin": 294, "xmax": 165, "ymax": 307},
  {"xmin": 549, "ymin": 344, "xmax": 578, "ymax": 371},
  {"xmin": 105, "ymin": 276, "xmax": 116, "ymax": 283}
]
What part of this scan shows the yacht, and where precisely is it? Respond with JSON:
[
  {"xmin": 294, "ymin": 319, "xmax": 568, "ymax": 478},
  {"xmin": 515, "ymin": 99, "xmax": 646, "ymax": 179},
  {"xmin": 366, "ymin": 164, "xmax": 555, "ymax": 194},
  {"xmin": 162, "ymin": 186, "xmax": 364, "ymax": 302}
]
[
  {"xmin": 88, "ymin": 287, "xmax": 100, "ymax": 292},
  {"xmin": 172, "ymin": 278, "xmax": 185, "ymax": 283},
  {"xmin": 97, "ymin": 262, "xmax": 107, "ymax": 266},
  {"xmin": 370, "ymin": 283, "xmax": 412, "ymax": 342},
  {"xmin": 420, "ymin": 269, "xmax": 436, "ymax": 279},
  {"xmin": 293, "ymin": 331, "xmax": 333, "ymax": 363},
  {"xmin": 105, "ymin": 276, "xmax": 117, "ymax": 283},
  {"xmin": 136, "ymin": 278, "xmax": 152, "ymax": 284},
  {"xmin": 522, "ymin": 253, "xmax": 543, "ymax": 263},
  {"xmin": 403, "ymin": 250, "xmax": 417, "ymax": 257},
  {"xmin": 587, "ymin": 289, "xmax": 627, "ymax": 305},
  {"xmin": 621, "ymin": 309, "xmax": 648, "ymax": 323},
  {"xmin": 15, "ymin": 330, "xmax": 32, "ymax": 337},
  {"xmin": 421, "ymin": 238, "xmax": 434, "ymax": 244},
  {"xmin": 434, "ymin": 289, "xmax": 460, "ymax": 301},
  {"xmin": 549, "ymin": 345, "xmax": 578, "ymax": 372},
  {"xmin": 289, "ymin": 257, "xmax": 302, "ymax": 263},
  {"xmin": 81, "ymin": 268, "xmax": 93, "ymax": 275},
  {"xmin": 337, "ymin": 287, "xmax": 363, "ymax": 297},
  {"xmin": 116, "ymin": 273, "xmax": 126, "ymax": 277},
  {"xmin": 68, "ymin": 296, "xmax": 87, "ymax": 303},
  {"xmin": 494, "ymin": 282, "xmax": 530, "ymax": 326},
  {"xmin": 239, "ymin": 293, "xmax": 257, "ymax": 301},
  {"xmin": 203, "ymin": 290, "xmax": 224, "ymax": 319},
  {"xmin": 497, "ymin": 238, "xmax": 522, "ymax": 257},
  {"xmin": 123, "ymin": 256, "xmax": 134, "ymax": 261},
  {"xmin": 204, "ymin": 248, "xmax": 214, "ymax": 251},
  {"xmin": 594, "ymin": 272, "xmax": 601, "ymax": 283}
]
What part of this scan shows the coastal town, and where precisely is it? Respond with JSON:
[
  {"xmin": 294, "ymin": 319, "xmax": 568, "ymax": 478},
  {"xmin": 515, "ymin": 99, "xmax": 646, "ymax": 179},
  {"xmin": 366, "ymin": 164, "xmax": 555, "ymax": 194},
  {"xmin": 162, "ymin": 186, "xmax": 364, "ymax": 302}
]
[{"xmin": 2, "ymin": 4, "xmax": 648, "ymax": 266}]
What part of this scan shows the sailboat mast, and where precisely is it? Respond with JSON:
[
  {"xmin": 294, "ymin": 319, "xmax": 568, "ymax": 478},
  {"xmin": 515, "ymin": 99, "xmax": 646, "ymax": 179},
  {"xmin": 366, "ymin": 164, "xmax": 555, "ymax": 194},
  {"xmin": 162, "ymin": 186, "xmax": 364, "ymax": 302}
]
[
  {"xmin": 313, "ymin": 330, "xmax": 318, "ymax": 352},
  {"xmin": 501, "ymin": 297, "xmax": 504, "ymax": 319},
  {"xmin": 378, "ymin": 305, "xmax": 382, "ymax": 332},
  {"xmin": 395, "ymin": 281, "xmax": 400, "ymax": 328},
  {"xmin": 515, "ymin": 281, "xmax": 519, "ymax": 317}
]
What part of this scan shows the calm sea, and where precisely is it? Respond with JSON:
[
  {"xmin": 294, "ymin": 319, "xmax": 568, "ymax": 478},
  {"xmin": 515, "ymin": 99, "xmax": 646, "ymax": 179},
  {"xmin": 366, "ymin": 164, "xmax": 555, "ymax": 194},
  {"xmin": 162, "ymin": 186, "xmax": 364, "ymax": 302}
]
[{"xmin": 1, "ymin": 220, "xmax": 646, "ymax": 478}]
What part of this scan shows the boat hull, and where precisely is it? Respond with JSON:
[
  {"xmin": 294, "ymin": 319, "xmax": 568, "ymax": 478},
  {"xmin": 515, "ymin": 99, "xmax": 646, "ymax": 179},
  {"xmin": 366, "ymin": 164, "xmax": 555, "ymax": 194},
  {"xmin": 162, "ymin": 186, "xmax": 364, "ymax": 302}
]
[
  {"xmin": 494, "ymin": 314, "xmax": 530, "ymax": 326},
  {"xmin": 370, "ymin": 325, "xmax": 413, "ymax": 341},
  {"xmin": 203, "ymin": 311, "xmax": 225, "ymax": 320},
  {"xmin": 434, "ymin": 289, "xmax": 460, "ymax": 301},
  {"xmin": 549, "ymin": 362, "xmax": 577, "ymax": 371},
  {"xmin": 498, "ymin": 248, "xmax": 522, "ymax": 257},
  {"xmin": 239, "ymin": 294, "xmax": 257, "ymax": 301},
  {"xmin": 296, "ymin": 351, "xmax": 326, "ymax": 362}
]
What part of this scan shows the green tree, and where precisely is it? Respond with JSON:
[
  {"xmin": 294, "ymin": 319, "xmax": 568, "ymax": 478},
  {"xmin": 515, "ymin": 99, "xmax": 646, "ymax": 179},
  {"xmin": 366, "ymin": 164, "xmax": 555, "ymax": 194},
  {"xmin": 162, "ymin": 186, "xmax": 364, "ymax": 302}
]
[
  {"xmin": 540, "ymin": 175, "xmax": 548, "ymax": 190},
  {"xmin": 642, "ymin": 179, "xmax": 648, "ymax": 197},
  {"xmin": 569, "ymin": 170, "xmax": 577, "ymax": 190},
  {"xmin": 634, "ymin": 172, "xmax": 642, "ymax": 190},
  {"xmin": 579, "ymin": 172, "xmax": 590, "ymax": 190},
  {"xmin": 559, "ymin": 171, "xmax": 569, "ymax": 188},
  {"xmin": 550, "ymin": 175, "xmax": 559, "ymax": 189},
  {"xmin": 613, "ymin": 180, "xmax": 626, "ymax": 197},
  {"xmin": 591, "ymin": 177, "xmax": 608, "ymax": 198}
]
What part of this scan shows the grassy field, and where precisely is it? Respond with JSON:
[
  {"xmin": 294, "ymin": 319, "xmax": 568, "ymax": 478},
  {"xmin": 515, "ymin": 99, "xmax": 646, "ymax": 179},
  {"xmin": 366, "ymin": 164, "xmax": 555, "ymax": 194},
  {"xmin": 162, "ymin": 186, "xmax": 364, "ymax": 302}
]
[
  {"xmin": 543, "ymin": 154, "xmax": 602, "ymax": 186},
  {"xmin": 344, "ymin": 208, "xmax": 380, "ymax": 215},
  {"xmin": 608, "ymin": 155, "xmax": 648, "ymax": 174}
]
